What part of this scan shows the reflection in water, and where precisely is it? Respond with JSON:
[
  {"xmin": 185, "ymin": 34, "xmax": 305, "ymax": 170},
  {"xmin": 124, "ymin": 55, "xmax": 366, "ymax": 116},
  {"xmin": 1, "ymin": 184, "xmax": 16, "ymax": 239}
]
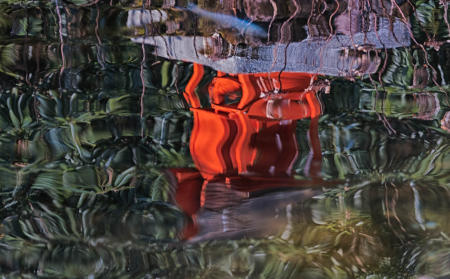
[
  {"xmin": 167, "ymin": 68, "xmax": 329, "ymax": 240},
  {"xmin": 0, "ymin": 0, "xmax": 449, "ymax": 278},
  {"xmin": 129, "ymin": 0, "xmax": 414, "ymax": 77},
  {"xmin": 184, "ymin": 3, "xmax": 267, "ymax": 38}
]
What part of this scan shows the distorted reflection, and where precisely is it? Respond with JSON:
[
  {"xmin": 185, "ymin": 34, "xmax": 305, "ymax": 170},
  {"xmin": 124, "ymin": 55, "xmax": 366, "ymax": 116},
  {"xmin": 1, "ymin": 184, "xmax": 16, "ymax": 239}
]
[
  {"xmin": 0, "ymin": 0, "xmax": 449, "ymax": 278},
  {"xmin": 129, "ymin": 0, "xmax": 411, "ymax": 76},
  {"xmin": 126, "ymin": 1, "xmax": 449, "ymax": 272},
  {"xmin": 164, "ymin": 66, "xmax": 332, "ymax": 240}
]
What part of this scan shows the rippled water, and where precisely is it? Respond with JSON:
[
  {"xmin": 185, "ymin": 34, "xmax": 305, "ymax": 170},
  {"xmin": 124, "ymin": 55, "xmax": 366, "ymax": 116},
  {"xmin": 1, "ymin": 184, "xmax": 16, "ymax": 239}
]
[{"xmin": 0, "ymin": 1, "xmax": 449, "ymax": 278}]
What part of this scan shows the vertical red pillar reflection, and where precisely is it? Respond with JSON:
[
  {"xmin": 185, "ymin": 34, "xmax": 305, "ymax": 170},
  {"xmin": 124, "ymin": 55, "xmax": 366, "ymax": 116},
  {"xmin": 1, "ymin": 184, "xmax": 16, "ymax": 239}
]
[{"xmin": 183, "ymin": 63, "xmax": 204, "ymax": 108}]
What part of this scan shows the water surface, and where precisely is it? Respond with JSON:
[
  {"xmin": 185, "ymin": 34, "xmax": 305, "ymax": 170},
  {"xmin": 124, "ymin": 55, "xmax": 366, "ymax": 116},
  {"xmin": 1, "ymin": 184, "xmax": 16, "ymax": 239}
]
[{"xmin": 0, "ymin": 1, "xmax": 449, "ymax": 278}]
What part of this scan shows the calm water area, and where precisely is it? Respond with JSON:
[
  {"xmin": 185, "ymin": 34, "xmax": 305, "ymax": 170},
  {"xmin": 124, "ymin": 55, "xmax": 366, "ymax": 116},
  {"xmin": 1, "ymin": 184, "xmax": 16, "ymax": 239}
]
[{"xmin": 0, "ymin": 0, "xmax": 449, "ymax": 278}]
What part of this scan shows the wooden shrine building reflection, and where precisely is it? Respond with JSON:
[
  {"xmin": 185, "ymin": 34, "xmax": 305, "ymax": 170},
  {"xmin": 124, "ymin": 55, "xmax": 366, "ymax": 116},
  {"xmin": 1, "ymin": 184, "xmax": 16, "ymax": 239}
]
[{"xmin": 166, "ymin": 64, "xmax": 332, "ymax": 239}]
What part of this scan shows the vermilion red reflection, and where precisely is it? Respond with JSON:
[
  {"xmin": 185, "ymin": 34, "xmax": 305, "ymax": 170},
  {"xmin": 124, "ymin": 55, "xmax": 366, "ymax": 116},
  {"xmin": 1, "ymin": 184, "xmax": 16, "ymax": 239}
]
[{"xmin": 169, "ymin": 64, "xmax": 327, "ymax": 239}]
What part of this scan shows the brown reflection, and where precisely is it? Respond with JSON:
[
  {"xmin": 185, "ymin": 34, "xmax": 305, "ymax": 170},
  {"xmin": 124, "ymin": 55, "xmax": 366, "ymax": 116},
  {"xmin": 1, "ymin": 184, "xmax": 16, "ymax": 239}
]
[{"xmin": 166, "ymin": 64, "xmax": 338, "ymax": 239}]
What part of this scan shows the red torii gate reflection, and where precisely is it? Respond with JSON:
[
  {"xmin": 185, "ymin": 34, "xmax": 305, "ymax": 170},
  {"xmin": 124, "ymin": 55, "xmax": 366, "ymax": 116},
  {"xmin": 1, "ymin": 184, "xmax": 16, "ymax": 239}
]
[{"xmin": 168, "ymin": 64, "xmax": 327, "ymax": 239}]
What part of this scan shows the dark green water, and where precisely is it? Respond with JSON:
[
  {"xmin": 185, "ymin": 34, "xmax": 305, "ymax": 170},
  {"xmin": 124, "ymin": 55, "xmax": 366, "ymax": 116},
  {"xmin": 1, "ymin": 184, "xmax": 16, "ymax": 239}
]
[{"xmin": 0, "ymin": 1, "xmax": 449, "ymax": 278}]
